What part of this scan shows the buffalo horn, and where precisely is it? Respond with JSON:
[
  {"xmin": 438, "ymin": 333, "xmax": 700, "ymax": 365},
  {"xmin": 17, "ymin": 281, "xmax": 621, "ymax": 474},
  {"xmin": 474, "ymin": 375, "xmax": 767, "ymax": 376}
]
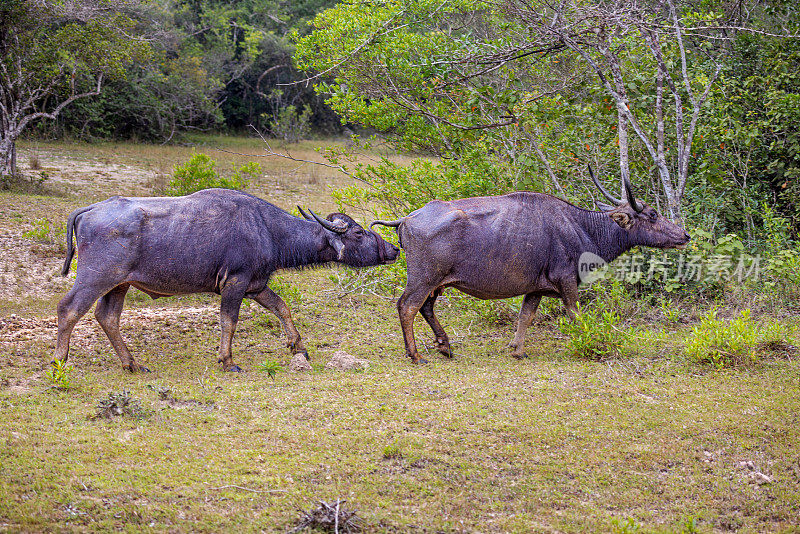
[
  {"xmin": 588, "ymin": 164, "xmax": 623, "ymax": 205},
  {"xmin": 308, "ymin": 208, "xmax": 348, "ymax": 234},
  {"xmin": 596, "ymin": 201, "xmax": 616, "ymax": 212},
  {"xmin": 623, "ymin": 175, "xmax": 643, "ymax": 213},
  {"xmin": 297, "ymin": 206, "xmax": 314, "ymax": 221}
]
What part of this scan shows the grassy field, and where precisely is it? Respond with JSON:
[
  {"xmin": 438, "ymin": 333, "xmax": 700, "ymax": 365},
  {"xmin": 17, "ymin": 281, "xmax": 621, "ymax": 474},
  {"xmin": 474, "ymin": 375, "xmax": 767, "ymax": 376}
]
[{"xmin": 1, "ymin": 137, "xmax": 799, "ymax": 533}]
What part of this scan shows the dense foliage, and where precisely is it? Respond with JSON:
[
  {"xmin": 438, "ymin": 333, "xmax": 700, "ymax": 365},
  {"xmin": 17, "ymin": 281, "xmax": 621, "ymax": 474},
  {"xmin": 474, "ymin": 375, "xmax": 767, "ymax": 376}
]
[
  {"xmin": 295, "ymin": 0, "xmax": 800, "ymax": 237},
  {"xmin": 6, "ymin": 0, "xmax": 800, "ymax": 250},
  {"xmin": 163, "ymin": 152, "xmax": 260, "ymax": 196},
  {"xmin": 47, "ymin": 0, "xmax": 343, "ymax": 142}
]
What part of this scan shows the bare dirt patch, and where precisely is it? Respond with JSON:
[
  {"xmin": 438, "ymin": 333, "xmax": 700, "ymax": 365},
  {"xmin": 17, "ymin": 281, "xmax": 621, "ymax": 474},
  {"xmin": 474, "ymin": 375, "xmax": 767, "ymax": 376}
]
[
  {"xmin": 0, "ymin": 305, "xmax": 217, "ymax": 348},
  {"xmin": 0, "ymin": 229, "xmax": 73, "ymax": 303},
  {"xmin": 2, "ymin": 371, "xmax": 41, "ymax": 394}
]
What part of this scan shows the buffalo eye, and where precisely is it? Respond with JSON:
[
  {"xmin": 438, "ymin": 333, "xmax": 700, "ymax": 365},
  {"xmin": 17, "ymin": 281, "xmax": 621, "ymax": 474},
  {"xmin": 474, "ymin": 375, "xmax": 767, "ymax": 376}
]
[{"xmin": 649, "ymin": 211, "xmax": 658, "ymax": 222}]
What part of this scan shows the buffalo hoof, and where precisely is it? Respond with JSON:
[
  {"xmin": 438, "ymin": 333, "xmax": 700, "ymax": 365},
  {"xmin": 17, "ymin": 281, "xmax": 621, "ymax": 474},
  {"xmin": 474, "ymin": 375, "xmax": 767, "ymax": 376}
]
[
  {"xmin": 411, "ymin": 357, "xmax": 429, "ymax": 365},
  {"xmin": 511, "ymin": 352, "xmax": 530, "ymax": 360},
  {"xmin": 436, "ymin": 346, "xmax": 453, "ymax": 358},
  {"xmin": 225, "ymin": 364, "xmax": 244, "ymax": 373}
]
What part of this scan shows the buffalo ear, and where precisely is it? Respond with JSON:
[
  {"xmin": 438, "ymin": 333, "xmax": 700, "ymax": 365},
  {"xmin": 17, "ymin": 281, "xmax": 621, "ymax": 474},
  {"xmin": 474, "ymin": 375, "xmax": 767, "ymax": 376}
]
[
  {"xmin": 327, "ymin": 234, "xmax": 345, "ymax": 260},
  {"xmin": 610, "ymin": 211, "xmax": 634, "ymax": 229}
]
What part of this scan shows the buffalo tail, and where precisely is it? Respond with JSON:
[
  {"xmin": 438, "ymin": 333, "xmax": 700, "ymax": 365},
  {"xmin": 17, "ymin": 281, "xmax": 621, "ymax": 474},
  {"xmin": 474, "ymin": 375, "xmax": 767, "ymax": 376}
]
[
  {"xmin": 61, "ymin": 206, "xmax": 93, "ymax": 276},
  {"xmin": 369, "ymin": 219, "xmax": 403, "ymax": 230},
  {"xmin": 369, "ymin": 218, "xmax": 405, "ymax": 249}
]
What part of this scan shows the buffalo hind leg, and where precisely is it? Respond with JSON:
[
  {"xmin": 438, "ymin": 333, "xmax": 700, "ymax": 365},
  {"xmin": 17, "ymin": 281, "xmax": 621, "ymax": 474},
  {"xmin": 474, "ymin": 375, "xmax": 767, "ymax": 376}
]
[
  {"xmin": 253, "ymin": 287, "xmax": 307, "ymax": 360},
  {"xmin": 508, "ymin": 293, "xmax": 542, "ymax": 360},
  {"xmin": 53, "ymin": 282, "xmax": 116, "ymax": 366},
  {"xmin": 95, "ymin": 284, "xmax": 148, "ymax": 372},
  {"xmin": 398, "ymin": 285, "xmax": 436, "ymax": 364},
  {"xmin": 419, "ymin": 288, "xmax": 452, "ymax": 357},
  {"xmin": 218, "ymin": 285, "xmax": 247, "ymax": 372}
]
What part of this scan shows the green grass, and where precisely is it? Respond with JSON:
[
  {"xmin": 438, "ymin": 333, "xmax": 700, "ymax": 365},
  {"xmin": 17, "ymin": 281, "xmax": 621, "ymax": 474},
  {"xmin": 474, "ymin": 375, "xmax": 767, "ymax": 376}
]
[{"xmin": 1, "ymin": 139, "xmax": 799, "ymax": 532}]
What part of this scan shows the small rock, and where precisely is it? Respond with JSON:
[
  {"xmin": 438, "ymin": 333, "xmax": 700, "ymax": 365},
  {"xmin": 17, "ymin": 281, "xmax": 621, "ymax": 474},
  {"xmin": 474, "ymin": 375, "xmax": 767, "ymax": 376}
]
[
  {"xmin": 288, "ymin": 353, "xmax": 312, "ymax": 372},
  {"xmin": 738, "ymin": 460, "xmax": 756, "ymax": 471},
  {"xmin": 325, "ymin": 350, "xmax": 369, "ymax": 371},
  {"xmin": 749, "ymin": 471, "xmax": 772, "ymax": 485}
]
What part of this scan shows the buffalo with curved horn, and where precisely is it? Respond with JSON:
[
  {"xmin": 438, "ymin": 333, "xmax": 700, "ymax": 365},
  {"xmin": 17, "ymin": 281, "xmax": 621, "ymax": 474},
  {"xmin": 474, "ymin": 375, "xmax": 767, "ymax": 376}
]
[
  {"xmin": 371, "ymin": 166, "xmax": 689, "ymax": 364},
  {"xmin": 54, "ymin": 189, "xmax": 400, "ymax": 372}
]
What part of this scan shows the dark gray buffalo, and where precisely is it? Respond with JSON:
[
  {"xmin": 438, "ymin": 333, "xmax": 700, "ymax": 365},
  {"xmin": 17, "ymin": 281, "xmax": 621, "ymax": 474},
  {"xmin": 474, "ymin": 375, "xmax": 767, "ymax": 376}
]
[
  {"xmin": 55, "ymin": 188, "xmax": 399, "ymax": 372},
  {"xmin": 371, "ymin": 171, "xmax": 690, "ymax": 364}
]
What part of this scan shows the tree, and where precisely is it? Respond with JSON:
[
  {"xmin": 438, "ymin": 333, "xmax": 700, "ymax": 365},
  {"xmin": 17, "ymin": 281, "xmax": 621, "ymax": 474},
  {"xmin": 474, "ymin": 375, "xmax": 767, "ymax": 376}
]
[
  {"xmin": 51, "ymin": 0, "xmax": 343, "ymax": 142},
  {"xmin": 697, "ymin": 7, "xmax": 800, "ymax": 235},
  {"xmin": 504, "ymin": 0, "xmax": 726, "ymax": 224},
  {"xmin": 296, "ymin": 0, "xmax": 793, "ymax": 225},
  {"xmin": 0, "ymin": 0, "xmax": 150, "ymax": 177}
]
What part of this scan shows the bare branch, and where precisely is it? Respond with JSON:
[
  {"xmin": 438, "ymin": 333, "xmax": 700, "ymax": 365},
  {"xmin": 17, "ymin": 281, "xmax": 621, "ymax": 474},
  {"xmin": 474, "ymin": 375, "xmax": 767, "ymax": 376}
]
[{"xmin": 206, "ymin": 125, "xmax": 376, "ymax": 186}]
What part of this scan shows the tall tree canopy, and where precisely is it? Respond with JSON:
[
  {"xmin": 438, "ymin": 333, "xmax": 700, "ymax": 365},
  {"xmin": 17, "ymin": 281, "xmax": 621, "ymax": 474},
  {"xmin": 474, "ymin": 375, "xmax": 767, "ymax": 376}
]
[
  {"xmin": 295, "ymin": 0, "xmax": 799, "ymax": 227},
  {"xmin": 52, "ymin": 0, "xmax": 342, "ymax": 142}
]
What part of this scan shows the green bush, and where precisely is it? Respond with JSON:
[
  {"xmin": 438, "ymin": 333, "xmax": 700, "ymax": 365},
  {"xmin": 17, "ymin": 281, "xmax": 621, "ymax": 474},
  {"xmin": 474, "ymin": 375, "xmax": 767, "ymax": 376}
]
[
  {"xmin": 683, "ymin": 308, "xmax": 783, "ymax": 368},
  {"xmin": 382, "ymin": 440, "xmax": 403, "ymax": 459},
  {"xmin": 268, "ymin": 103, "xmax": 312, "ymax": 143},
  {"xmin": 257, "ymin": 358, "xmax": 283, "ymax": 380},
  {"xmin": 558, "ymin": 301, "xmax": 628, "ymax": 360},
  {"xmin": 331, "ymin": 147, "xmax": 518, "ymax": 220},
  {"xmin": 164, "ymin": 152, "xmax": 261, "ymax": 196},
  {"xmin": 22, "ymin": 218, "xmax": 65, "ymax": 245},
  {"xmin": 45, "ymin": 360, "xmax": 73, "ymax": 390},
  {"xmin": 760, "ymin": 205, "xmax": 800, "ymax": 296}
]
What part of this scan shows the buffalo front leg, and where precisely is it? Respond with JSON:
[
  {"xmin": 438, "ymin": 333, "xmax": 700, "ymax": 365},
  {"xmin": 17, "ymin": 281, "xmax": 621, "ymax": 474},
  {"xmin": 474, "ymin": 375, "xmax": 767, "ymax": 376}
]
[
  {"xmin": 218, "ymin": 286, "xmax": 246, "ymax": 372},
  {"xmin": 419, "ymin": 288, "xmax": 452, "ymax": 357},
  {"xmin": 508, "ymin": 293, "xmax": 542, "ymax": 360},
  {"xmin": 397, "ymin": 286, "xmax": 434, "ymax": 364},
  {"xmin": 252, "ymin": 287, "xmax": 307, "ymax": 360},
  {"xmin": 94, "ymin": 284, "xmax": 148, "ymax": 373},
  {"xmin": 559, "ymin": 279, "xmax": 579, "ymax": 319}
]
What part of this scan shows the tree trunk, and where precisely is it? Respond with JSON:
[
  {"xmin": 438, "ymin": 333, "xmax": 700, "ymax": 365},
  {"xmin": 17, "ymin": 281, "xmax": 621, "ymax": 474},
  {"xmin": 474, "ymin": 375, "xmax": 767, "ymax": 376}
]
[{"xmin": 0, "ymin": 135, "xmax": 16, "ymax": 178}]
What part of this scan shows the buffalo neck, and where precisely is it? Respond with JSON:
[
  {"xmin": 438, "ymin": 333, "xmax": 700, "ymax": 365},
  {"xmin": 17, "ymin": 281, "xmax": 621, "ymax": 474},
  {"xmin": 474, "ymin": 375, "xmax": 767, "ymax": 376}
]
[
  {"xmin": 274, "ymin": 222, "xmax": 337, "ymax": 270},
  {"xmin": 580, "ymin": 210, "xmax": 636, "ymax": 263}
]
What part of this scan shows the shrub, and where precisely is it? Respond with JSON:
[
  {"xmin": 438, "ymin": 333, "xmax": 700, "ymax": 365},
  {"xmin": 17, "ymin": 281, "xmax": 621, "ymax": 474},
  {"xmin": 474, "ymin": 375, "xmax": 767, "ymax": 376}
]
[
  {"xmin": 756, "ymin": 204, "xmax": 800, "ymax": 296},
  {"xmin": 45, "ymin": 360, "xmax": 73, "ymax": 390},
  {"xmin": 257, "ymin": 358, "xmax": 282, "ymax": 380},
  {"xmin": 382, "ymin": 441, "xmax": 403, "ymax": 459},
  {"xmin": 558, "ymin": 301, "xmax": 628, "ymax": 360},
  {"xmin": 164, "ymin": 152, "xmax": 260, "ymax": 196},
  {"xmin": 683, "ymin": 308, "xmax": 783, "ymax": 368},
  {"xmin": 763, "ymin": 248, "xmax": 800, "ymax": 295},
  {"xmin": 268, "ymin": 104, "xmax": 312, "ymax": 143},
  {"xmin": 22, "ymin": 218, "xmax": 65, "ymax": 245}
]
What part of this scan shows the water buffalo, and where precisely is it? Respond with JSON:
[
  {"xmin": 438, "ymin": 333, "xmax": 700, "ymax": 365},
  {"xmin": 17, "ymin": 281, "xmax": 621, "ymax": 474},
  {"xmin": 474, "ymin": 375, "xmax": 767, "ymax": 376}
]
[
  {"xmin": 371, "ymin": 171, "xmax": 690, "ymax": 364},
  {"xmin": 54, "ymin": 188, "xmax": 399, "ymax": 372}
]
